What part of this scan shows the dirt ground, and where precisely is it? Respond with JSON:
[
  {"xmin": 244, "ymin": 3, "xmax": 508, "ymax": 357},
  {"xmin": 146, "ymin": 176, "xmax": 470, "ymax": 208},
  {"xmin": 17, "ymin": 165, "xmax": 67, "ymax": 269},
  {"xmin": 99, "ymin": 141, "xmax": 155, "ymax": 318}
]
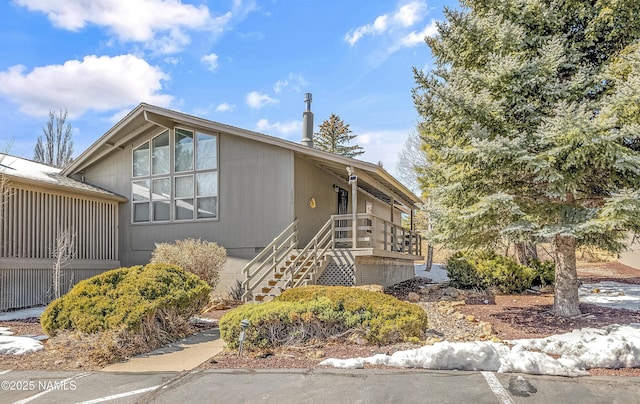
[{"xmin": 1, "ymin": 261, "xmax": 639, "ymax": 376}]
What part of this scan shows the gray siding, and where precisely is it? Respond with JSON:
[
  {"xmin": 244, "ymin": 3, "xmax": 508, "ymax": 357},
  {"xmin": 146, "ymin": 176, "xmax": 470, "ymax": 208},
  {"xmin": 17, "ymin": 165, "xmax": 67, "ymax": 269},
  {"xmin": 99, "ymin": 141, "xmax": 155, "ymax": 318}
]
[
  {"xmin": 0, "ymin": 260, "xmax": 119, "ymax": 311},
  {"xmin": 81, "ymin": 128, "xmax": 295, "ymax": 268},
  {"xmin": 293, "ymin": 157, "xmax": 343, "ymax": 245}
]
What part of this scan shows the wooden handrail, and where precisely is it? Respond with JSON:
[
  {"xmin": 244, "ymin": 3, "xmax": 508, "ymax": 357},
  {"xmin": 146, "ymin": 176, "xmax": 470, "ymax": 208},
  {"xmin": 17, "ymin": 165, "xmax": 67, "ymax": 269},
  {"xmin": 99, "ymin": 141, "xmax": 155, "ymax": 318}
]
[
  {"xmin": 331, "ymin": 213, "xmax": 422, "ymax": 256},
  {"xmin": 241, "ymin": 219, "xmax": 299, "ymax": 301},
  {"xmin": 284, "ymin": 218, "xmax": 334, "ymax": 288},
  {"xmin": 241, "ymin": 214, "xmax": 421, "ymax": 302}
]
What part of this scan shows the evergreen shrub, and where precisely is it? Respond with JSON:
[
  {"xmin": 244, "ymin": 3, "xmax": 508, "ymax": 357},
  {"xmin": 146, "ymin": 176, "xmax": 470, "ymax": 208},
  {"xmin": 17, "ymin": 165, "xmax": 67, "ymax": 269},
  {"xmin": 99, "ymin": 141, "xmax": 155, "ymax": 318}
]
[
  {"xmin": 151, "ymin": 238, "xmax": 226, "ymax": 289},
  {"xmin": 527, "ymin": 258, "xmax": 556, "ymax": 287},
  {"xmin": 446, "ymin": 251, "xmax": 554, "ymax": 293},
  {"xmin": 41, "ymin": 263, "xmax": 211, "ymax": 336},
  {"xmin": 219, "ymin": 285, "xmax": 428, "ymax": 350}
]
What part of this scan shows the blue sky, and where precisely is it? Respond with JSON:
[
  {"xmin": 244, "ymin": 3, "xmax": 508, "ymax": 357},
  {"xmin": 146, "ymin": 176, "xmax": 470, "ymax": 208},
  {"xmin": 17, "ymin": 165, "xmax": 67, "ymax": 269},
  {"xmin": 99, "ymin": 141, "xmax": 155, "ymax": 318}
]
[{"xmin": 0, "ymin": 0, "xmax": 450, "ymax": 177}]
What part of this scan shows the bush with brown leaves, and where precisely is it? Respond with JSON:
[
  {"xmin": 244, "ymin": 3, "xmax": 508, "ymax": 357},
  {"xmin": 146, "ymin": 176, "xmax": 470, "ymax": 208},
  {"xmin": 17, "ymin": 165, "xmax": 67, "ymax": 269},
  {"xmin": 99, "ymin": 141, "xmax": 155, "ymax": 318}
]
[{"xmin": 151, "ymin": 238, "xmax": 226, "ymax": 289}]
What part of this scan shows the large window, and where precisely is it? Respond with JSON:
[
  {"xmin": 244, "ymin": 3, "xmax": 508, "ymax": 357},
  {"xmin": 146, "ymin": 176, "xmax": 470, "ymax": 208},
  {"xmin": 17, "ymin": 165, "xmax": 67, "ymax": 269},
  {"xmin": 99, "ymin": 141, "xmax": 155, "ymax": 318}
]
[{"xmin": 132, "ymin": 128, "xmax": 218, "ymax": 223}]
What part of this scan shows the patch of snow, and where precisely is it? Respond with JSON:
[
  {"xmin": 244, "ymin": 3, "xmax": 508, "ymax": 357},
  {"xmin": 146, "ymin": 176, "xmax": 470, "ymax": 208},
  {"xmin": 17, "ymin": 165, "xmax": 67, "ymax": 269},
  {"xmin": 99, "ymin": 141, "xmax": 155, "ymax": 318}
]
[
  {"xmin": 320, "ymin": 324, "xmax": 640, "ymax": 377},
  {"xmin": 579, "ymin": 282, "xmax": 640, "ymax": 311},
  {"xmin": 0, "ymin": 336, "xmax": 43, "ymax": 355},
  {"xmin": 0, "ymin": 153, "xmax": 60, "ymax": 183}
]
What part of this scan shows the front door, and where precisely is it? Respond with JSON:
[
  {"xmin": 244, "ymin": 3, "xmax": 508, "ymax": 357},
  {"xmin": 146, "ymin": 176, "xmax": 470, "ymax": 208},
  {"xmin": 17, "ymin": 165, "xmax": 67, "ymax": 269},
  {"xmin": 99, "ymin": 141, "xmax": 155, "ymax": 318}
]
[{"xmin": 336, "ymin": 187, "xmax": 348, "ymax": 243}]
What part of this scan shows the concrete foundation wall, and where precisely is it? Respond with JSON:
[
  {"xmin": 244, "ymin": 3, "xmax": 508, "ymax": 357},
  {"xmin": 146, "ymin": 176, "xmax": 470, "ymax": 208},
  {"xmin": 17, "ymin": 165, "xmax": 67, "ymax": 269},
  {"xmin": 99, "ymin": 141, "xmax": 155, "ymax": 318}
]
[{"xmin": 354, "ymin": 256, "xmax": 414, "ymax": 287}]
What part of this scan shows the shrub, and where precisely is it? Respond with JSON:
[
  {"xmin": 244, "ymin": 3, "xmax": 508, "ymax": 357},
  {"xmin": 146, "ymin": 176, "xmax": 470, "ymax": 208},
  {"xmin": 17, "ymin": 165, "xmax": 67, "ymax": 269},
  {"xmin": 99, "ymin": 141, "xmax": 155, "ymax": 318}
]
[
  {"xmin": 527, "ymin": 258, "xmax": 556, "ymax": 287},
  {"xmin": 444, "ymin": 251, "xmax": 490, "ymax": 290},
  {"xmin": 151, "ymin": 238, "xmax": 226, "ymax": 289},
  {"xmin": 446, "ymin": 251, "xmax": 538, "ymax": 293},
  {"xmin": 219, "ymin": 285, "xmax": 428, "ymax": 350},
  {"xmin": 41, "ymin": 263, "xmax": 211, "ymax": 336}
]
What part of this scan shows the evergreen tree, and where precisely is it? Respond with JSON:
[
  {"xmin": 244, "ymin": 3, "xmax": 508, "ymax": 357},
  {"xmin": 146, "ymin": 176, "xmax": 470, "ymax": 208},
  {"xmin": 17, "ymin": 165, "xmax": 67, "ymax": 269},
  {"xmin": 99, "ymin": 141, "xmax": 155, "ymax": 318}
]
[
  {"xmin": 315, "ymin": 113, "xmax": 365, "ymax": 157},
  {"xmin": 34, "ymin": 109, "xmax": 74, "ymax": 168},
  {"xmin": 414, "ymin": 0, "xmax": 640, "ymax": 317}
]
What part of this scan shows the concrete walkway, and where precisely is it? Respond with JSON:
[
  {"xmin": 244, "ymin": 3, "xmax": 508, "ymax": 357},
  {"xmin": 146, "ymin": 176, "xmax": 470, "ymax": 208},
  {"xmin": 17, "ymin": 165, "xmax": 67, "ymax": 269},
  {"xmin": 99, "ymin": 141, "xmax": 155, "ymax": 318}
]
[{"xmin": 102, "ymin": 328, "xmax": 225, "ymax": 373}]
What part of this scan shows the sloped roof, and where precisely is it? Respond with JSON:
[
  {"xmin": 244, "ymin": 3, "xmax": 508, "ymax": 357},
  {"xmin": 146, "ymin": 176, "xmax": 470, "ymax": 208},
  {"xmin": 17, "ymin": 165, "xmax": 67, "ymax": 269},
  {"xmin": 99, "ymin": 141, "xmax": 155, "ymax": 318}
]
[
  {"xmin": 63, "ymin": 103, "xmax": 422, "ymax": 210},
  {"xmin": 0, "ymin": 154, "xmax": 126, "ymax": 202}
]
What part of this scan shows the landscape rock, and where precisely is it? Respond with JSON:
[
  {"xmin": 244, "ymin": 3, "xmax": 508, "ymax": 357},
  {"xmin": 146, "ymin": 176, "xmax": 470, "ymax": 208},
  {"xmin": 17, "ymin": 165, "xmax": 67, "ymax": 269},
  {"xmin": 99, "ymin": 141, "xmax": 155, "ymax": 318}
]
[{"xmin": 407, "ymin": 292, "xmax": 421, "ymax": 302}]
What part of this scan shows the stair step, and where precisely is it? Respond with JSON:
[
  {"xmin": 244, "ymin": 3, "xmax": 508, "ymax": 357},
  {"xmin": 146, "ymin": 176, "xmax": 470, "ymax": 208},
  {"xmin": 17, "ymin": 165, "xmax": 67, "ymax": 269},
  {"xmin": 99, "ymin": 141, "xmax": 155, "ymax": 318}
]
[
  {"xmin": 268, "ymin": 280, "xmax": 278, "ymax": 287},
  {"xmin": 274, "ymin": 272, "xmax": 308, "ymax": 280},
  {"xmin": 254, "ymin": 293, "xmax": 278, "ymax": 302},
  {"xmin": 262, "ymin": 286, "xmax": 281, "ymax": 294}
]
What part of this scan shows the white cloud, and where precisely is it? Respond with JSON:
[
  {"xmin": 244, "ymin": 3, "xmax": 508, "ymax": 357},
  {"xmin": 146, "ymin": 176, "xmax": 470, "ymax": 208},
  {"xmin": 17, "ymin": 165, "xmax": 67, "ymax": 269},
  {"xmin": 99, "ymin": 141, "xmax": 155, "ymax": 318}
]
[
  {"xmin": 273, "ymin": 80, "xmax": 288, "ymax": 94},
  {"xmin": 393, "ymin": 1, "xmax": 426, "ymax": 27},
  {"xmin": 164, "ymin": 56, "xmax": 182, "ymax": 65},
  {"xmin": 255, "ymin": 119, "xmax": 301, "ymax": 136},
  {"xmin": 245, "ymin": 91, "xmax": 278, "ymax": 109},
  {"xmin": 201, "ymin": 53, "xmax": 219, "ymax": 71},
  {"xmin": 355, "ymin": 129, "xmax": 410, "ymax": 175},
  {"xmin": 0, "ymin": 54, "xmax": 172, "ymax": 118},
  {"xmin": 345, "ymin": 1, "xmax": 427, "ymax": 46},
  {"xmin": 216, "ymin": 102, "xmax": 235, "ymax": 112},
  {"xmin": 273, "ymin": 73, "xmax": 309, "ymax": 94},
  {"xmin": 399, "ymin": 20, "xmax": 438, "ymax": 47},
  {"xmin": 14, "ymin": 0, "xmax": 257, "ymax": 54}
]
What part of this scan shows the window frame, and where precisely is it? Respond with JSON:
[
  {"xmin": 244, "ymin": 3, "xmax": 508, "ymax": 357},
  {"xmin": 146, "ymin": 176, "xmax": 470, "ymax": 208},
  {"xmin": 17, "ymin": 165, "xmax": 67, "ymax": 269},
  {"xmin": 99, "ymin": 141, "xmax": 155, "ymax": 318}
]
[{"xmin": 131, "ymin": 127, "xmax": 219, "ymax": 224}]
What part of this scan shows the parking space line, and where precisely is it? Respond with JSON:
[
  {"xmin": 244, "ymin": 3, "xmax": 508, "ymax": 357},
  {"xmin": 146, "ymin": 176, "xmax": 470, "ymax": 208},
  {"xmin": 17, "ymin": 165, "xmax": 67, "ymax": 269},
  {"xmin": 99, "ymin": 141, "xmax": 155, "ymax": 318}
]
[
  {"xmin": 481, "ymin": 371, "xmax": 515, "ymax": 404},
  {"xmin": 13, "ymin": 372, "xmax": 90, "ymax": 404},
  {"xmin": 75, "ymin": 385, "xmax": 161, "ymax": 404}
]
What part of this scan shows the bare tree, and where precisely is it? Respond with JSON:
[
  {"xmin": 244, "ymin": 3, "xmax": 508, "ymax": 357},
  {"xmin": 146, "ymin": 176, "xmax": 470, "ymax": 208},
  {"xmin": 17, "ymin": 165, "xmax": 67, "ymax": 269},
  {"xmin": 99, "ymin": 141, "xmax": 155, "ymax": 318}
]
[
  {"xmin": 34, "ymin": 109, "xmax": 74, "ymax": 168},
  {"xmin": 52, "ymin": 229, "xmax": 75, "ymax": 300},
  {"xmin": 0, "ymin": 139, "xmax": 14, "ymax": 246},
  {"xmin": 396, "ymin": 131, "xmax": 428, "ymax": 194}
]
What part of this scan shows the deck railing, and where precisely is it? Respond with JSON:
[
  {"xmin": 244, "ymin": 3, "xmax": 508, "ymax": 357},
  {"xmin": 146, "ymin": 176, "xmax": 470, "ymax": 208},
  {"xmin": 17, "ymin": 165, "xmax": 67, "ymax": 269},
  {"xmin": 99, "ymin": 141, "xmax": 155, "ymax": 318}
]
[
  {"xmin": 241, "ymin": 214, "xmax": 422, "ymax": 301},
  {"xmin": 332, "ymin": 213, "xmax": 422, "ymax": 257}
]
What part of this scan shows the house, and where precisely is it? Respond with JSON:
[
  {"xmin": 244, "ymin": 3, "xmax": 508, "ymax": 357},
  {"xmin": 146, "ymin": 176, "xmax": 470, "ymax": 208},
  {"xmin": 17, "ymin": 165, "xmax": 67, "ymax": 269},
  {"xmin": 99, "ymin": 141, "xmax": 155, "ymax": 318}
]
[
  {"xmin": 0, "ymin": 154, "xmax": 125, "ymax": 310},
  {"xmin": 1, "ymin": 98, "xmax": 423, "ymax": 309}
]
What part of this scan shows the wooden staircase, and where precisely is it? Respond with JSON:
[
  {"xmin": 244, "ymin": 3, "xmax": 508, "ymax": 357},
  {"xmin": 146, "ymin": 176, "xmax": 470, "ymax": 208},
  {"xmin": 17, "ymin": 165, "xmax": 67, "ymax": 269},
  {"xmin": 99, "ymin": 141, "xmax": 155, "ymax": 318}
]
[
  {"xmin": 241, "ymin": 218, "xmax": 334, "ymax": 302},
  {"xmin": 254, "ymin": 255, "xmax": 320, "ymax": 302}
]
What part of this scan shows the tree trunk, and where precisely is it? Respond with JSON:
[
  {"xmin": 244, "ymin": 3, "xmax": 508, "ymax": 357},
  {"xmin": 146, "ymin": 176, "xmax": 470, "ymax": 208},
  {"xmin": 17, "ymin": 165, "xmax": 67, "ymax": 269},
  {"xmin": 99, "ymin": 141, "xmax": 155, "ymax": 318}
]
[
  {"xmin": 515, "ymin": 241, "xmax": 538, "ymax": 265},
  {"xmin": 553, "ymin": 235, "xmax": 581, "ymax": 317}
]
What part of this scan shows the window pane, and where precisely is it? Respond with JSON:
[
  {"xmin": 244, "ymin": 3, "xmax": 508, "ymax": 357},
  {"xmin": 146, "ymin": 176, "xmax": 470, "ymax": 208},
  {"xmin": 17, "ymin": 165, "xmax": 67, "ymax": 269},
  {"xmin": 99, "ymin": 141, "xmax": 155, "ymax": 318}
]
[
  {"xmin": 133, "ymin": 142, "xmax": 150, "ymax": 177},
  {"xmin": 133, "ymin": 203, "xmax": 150, "ymax": 222},
  {"xmin": 153, "ymin": 201, "xmax": 170, "ymax": 221},
  {"xmin": 196, "ymin": 132, "xmax": 217, "ymax": 170},
  {"xmin": 152, "ymin": 178, "xmax": 170, "ymax": 200},
  {"xmin": 175, "ymin": 198, "xmax": 194, "ymax": 220},
  {"xmin": 132, "ymin": 180, "xmax": 150, "ymax": 201},
  {"xmin": 175, "ymin": 129, "xmax": 194, "ymax": 172},
  {"xmin": 152, "ymin": 131, "xmax": 170, "ymax": 175},
  {"xmin": 197, "ymin": 197, "xmax": 217, "ymax": 219},
  {"xmin": 175, "ymin": 175, "xmax": 193, "ymax": 198},
  {"xmin": 196, "ymin": 172, "xmax": 217, "ymax": 197}
]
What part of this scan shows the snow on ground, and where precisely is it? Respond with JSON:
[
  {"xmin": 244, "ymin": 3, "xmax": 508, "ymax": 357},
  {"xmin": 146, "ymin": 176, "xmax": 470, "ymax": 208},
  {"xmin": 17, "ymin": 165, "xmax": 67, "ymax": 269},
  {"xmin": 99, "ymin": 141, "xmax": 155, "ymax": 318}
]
[
  {"xmin": 579, "ymin": 281, "xmax": 640, "ymax": 311},
  {"xmin": 321, "ymin": 280, "xmax": 640, "ymax": 377},
  {"xmin": 0, "ymin": 326, "xmax": 43, "ymax": 355},
  {"xmin": 320, "ymin": 324, "xmax": 640, "ymax": 377}
]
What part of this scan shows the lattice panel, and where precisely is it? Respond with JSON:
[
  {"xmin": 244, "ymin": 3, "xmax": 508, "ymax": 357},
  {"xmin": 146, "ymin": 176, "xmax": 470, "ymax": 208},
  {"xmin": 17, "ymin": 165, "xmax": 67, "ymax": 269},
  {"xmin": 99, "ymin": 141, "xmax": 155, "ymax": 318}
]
[{"xmin": 317, "ymin": 263, "xmax": 355, "ymax": 286}]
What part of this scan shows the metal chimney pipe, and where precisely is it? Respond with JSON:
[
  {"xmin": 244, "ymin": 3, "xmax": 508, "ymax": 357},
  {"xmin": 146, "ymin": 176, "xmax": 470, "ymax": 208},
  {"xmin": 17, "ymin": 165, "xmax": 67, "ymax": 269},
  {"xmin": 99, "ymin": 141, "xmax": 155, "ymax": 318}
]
[{"xmin": 301, "ymin": 93, "xmax": 314, "ymax": 148}]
